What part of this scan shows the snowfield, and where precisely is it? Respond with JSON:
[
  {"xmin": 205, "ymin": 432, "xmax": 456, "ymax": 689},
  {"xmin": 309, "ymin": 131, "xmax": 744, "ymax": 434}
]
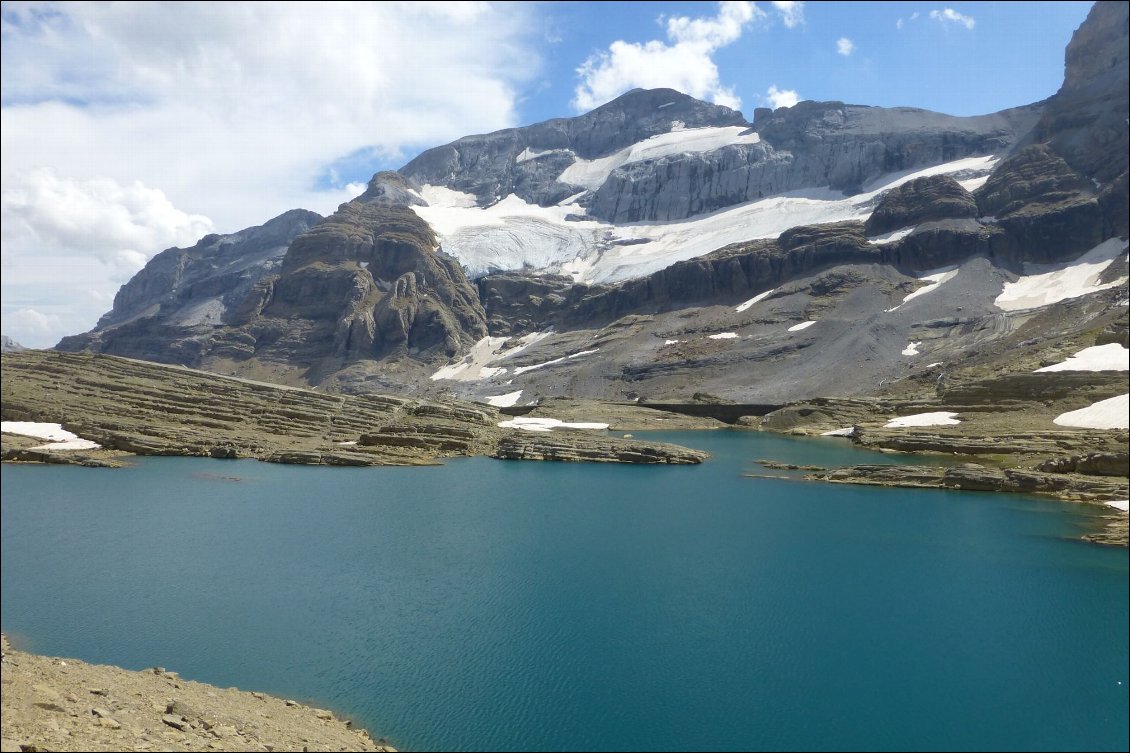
[
  {"xmin": 884, "ymin": 412, "xmax": 961, "ymax": 428},
  {"xmin": 1035, "ymin": 343, "xmax": 1129, "ymax": 372},
  {"xmin": 994, "ymin": 238, "xmax": 1129, "ymax": 311},
  {"xmin": 412, "ymin": 146, "xmax": 1000, "ymax": 285},
  {"xmin": 1052, "ymin": 394, "xmax": 1130, "ymax": 429}
]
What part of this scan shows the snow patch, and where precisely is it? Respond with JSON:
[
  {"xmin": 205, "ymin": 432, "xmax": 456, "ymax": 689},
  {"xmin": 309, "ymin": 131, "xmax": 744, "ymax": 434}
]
[
  {"xmin": 417, "ymin": 184, "xmax": 479, "ymax": 208},
  {"xmin": 885, "ymin": 412, "xmax": 961, "ymax": 428},
  {"xmin": 1035, "ymin": 343, "xmax": 1129, "ymax": 372},
  {"xmin": 1106, "ymin": 500, "xmax": 1129, "ymax": 512},
  {"xmin": 2, "ymin": 421, "xmax": 102, "ymax": 451},
  {"xmin": 557, "ymin": 126, "xmax": 760, "ymax": 190},
  {"xmin": 1053, "ymin": 394, "xmax": 1129, "ymax": 429},
  {"xmin": 486, "ymin": 390, "xmax": 523, "ymax": 407},
  {"xmin": 868, "ymin": 226, "xmax": 916, "ymax": 245},
  {"xmin": 513, "ymin": 348, "xmax": 598, "ymax": 376},
  {"xmin": 516, "ymin": 147, "xmax": 561, "ymax": 164},
  {"xmin": 431, "ymin": 332, "xmax": 555, "ymax": 382},
  {"xmin": 708, "ymin": 332, "xmax": 739, "ymax": 340},
  {"xmin": 886, "ymin": 268, "xmax": 959, "ymax": 311},
  {"xmin": 995, "ymin": 238, "xmax": 1129, "ymax": 312},
  {"xmin": 736, "ymin": 288, "xmax": 776, "ymax": 312},
  {"xmin": 664, "ymin": 339, "xmax": 680, "ymax": 345},
  {"xmin": 788, "ymin": 321, "xmax": 816, "ymax": 332},
  {"xmin": 902, "ymin": 341, "xmax": 922, "ymax": 356},
  {"xmin": 497, "ymin": 417, "xmax": 610, "ymax": 432},
  {"xmin": 821, "ymin": 427, "xmax": 856, "ymax": 437}
]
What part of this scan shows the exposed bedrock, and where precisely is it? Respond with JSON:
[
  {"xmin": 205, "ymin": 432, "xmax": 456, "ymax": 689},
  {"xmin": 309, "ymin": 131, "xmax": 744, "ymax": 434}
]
[
  {"xmin": 587, "ymin": 102, "xmax": 1040, "ymax": 223},
  {"xmin": 1030, "ymin": 0, "xmax": 1129, "ymax": 185},
  {"xmin": 864, "ymin": 175, "xmax": 978, "ymax": 235},
  {"xmin": 493, "ymin": 433, "xmax": 708, "ymax": 464}
]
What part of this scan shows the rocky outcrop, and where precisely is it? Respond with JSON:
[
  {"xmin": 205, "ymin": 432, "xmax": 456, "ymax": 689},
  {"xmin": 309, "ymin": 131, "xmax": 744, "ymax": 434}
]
[
  {"xmin": 809, "ymin": 462, "xmax": 1129, "ymax": 504},
  {"xmin": 1038, "ymin": 452, "xmax": 1129, "ymax": 476},
  {"xmin": 864, "ymin": 175, "xmax": 978, "ymax": 235},
  {"xmin": 494, "ymin": 433, "xmax": 708, "ymax": 464},
  {"xmin": 255, "ymin": 187, "xmax": 489, "ymax": 364}
]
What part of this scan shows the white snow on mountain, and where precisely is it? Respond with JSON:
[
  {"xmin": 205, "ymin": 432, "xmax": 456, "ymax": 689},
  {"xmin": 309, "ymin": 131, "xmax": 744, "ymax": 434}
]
[{"xmin": 413, "ymin": 153, "xmax": 1000, "ymax": 285}]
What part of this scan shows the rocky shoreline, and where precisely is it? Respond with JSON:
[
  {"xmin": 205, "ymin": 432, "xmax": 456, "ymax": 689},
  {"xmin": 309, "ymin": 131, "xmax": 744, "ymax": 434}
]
[
  {"xmin": 744, "ymin": 370, "xmax": 1129, "ymax": 545},
  {"xmin": 0, "ymin": 635, "xmax": 393, "ymax": 753},
  {"xmin": 0, "ymin": 351, "xmax": 709, "ymax": 469}
]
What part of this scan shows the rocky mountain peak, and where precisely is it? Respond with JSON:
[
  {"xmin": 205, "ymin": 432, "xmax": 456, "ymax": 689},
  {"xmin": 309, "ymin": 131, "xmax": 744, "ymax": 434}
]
[{"xmin": 358, "ymin": 171, "xmax": 426, "ymax": 207}]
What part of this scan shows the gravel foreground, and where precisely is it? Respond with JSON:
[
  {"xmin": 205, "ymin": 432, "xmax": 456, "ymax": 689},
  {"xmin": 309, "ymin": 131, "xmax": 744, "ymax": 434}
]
[{"xmin": 0, "ymin": 635, "xmax": 394, "ymax": 752}]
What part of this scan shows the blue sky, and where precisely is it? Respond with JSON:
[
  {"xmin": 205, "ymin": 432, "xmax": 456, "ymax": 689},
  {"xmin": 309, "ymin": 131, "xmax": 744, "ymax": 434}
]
[{"xmin": 0, "ymin": 1, "xmax": 1096, "ymax": 347}]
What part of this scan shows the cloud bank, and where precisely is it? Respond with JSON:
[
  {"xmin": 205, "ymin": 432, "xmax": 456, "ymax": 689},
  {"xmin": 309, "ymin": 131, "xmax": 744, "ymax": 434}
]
[{"xmin": 0, "ymin": 1, "xmax": 541, "ymax": 346}]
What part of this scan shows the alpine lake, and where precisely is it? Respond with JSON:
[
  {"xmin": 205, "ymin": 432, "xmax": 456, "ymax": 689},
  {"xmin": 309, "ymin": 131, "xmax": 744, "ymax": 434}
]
[{"xmin": 2, "ymin": 430, "xmax": 1127, "ymax": 751}]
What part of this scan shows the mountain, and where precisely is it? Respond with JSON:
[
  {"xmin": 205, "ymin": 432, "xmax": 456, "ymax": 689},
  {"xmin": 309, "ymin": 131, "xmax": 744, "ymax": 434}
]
[{"xmin": 57, "ymin": 1, "xmax": 1129, "ymax": 408}]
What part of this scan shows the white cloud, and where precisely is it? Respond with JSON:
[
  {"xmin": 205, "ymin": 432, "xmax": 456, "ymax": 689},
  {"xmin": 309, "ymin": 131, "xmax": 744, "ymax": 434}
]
[
  {"xmin": 1, "ymin": 168, "xmax": 213, "ymax": 267},
  {"xmin": 766, "ymin": 85, "xmax": 800, "ymax": 109},
  {"xmin": 929, "ymin": 8, "xmax": 975, "ymax": 29},
  {"xmin": 836, "ymin": 37, "xmax": 855, "ymax": 56},
  {"xmin": 572, "ymin": 1, "xmax": 763, "ymax": 112},
  {"xmin": 771, "ymin": 1, "xmax": 805, "ymax": 28},
  {"xmin": 0, "ymin": 1, "xmax": 541, "ymax": 347}
]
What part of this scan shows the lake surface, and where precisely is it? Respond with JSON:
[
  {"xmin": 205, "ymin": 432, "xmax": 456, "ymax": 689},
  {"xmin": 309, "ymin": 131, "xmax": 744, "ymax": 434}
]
[{"xmin": 2, "ymin": 430, "xmax": 1127, "ymax": 751}]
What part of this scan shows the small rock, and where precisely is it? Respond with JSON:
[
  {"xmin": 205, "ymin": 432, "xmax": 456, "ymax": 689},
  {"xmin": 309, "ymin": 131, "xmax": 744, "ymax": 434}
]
[
  {"xmin": 89, "ymin": 687, "xmax": 110, "ymax": 695},
  {"xmin": 313, "ymin": 709, "xmax": 333, "ymax": 720},
  {"xmin": 250, "ymin": 692, "xmax": 265, "ymax": 700},
  {"xmin": 161, "ymin": 714, "xmax": 189, "ymax": 731},
  {"xmin": 165, "ymin": 699, "xmax": 198, "ymax": 719},
  {"xmin": 92, "ymin": 707, "xmax": 113, "ymax": 718},
  {"xmin": 285, "ymin": 699, "xmax": 299, "ymax": 707},
  {"xmin": 98, "ymin": 717, "xmax": 122, "ymax": 730}
]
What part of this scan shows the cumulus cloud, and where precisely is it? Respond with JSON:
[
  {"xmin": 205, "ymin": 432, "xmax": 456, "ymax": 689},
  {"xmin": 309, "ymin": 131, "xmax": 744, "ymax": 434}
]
[
  {"xmin": 771, "ymin": 1, "xmax": 805, "ymax": 28},
  {"xmin": 930, "ymin": 8, "xmax": 975, "ymax": 29},
  {"xmin": 572, "ymin": 1, "xmax": 763, "ymax": 112},
  {"xmin": 766, "ymin": 85, "xmax": 800, "ymax": 109},
  {"xmin": 836, "ymin": 37, "xmax": 855, "ymax": 56},
  {"xmin": 896, "ymin": 11, "xmax": 920, "ymax": 30},
  {"xmin": 0, "ymin": 1, "xmax": 541, "ymax": 346},
  {"xmin": 1, "ymin": 168, "xmax": 213, "ymax": 267}
]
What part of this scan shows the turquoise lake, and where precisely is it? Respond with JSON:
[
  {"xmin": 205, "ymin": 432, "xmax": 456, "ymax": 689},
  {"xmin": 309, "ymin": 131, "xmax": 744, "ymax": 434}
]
[{"xmin": 2, "ymin": 430, "xmax": 1127, "ymax": 751}]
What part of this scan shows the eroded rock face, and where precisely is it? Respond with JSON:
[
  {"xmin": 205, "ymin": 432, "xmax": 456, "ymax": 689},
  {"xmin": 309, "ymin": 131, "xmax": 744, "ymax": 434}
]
[
  {"xmin": 1034, "ymin": 0, "xmax": 1129, "ymax": 184},
  {"xmin": 864, "ymin": 175, "xmax": 978, "ymax": 235},
  {"xmin": 255, "ymin": 191, "xmax": 489, "ymax": 363},
  {"xmin": 57, "ymin": 209, "xmax": 323, "ymax": 365},
  {"xmin": 586, "ymin": 102, "xmax": 1039, "ymax": 223}
]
